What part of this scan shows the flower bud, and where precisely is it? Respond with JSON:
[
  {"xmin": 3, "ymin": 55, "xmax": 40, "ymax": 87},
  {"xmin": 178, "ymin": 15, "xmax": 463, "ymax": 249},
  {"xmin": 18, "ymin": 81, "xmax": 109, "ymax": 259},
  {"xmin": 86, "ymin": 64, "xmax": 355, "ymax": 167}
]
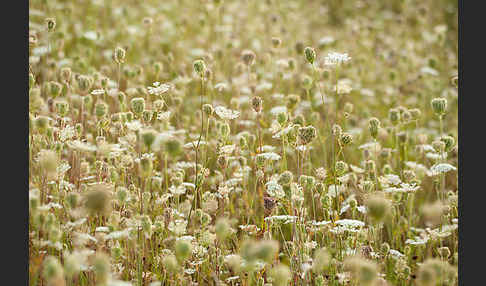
[{"xmin": 220, "ymin": 122, "xmax": 231, "ymax": 138}]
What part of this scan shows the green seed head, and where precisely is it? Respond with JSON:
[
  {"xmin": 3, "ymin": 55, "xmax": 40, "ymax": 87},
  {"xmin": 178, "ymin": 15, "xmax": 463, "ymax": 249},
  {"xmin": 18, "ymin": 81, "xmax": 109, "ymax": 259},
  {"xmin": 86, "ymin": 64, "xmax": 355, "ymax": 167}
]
[
  {"xmin": 215, "ymin": 217, "xmax": 231, "ymax": 241},
  {"xmin": 365, "ymin": 195, "xmax": 391, "ymax": 222},
  {"xmin": 241, "ymin": 50, "xmax": 256, "ymax": 66},
  {"xmin": 202, "ymin": 103, "xmax": 214, "ymax": 116},
  {"xmin": 175, "ymin": 239, "xmax": 193, "ymax": 263},
  {"xmin": 130, "ymin": 97, "xmax": 145, "ymax": 115},
  {"xmin": 114, "ymin": 46, "xmax": 126, "ymax": 64},
  {"xmin": 304, "ymin": 47, "xmax": 316, "ymax": 64},
  {"xmin": 193, "ymin": 59, "xmax": 206, "ymax": 77},
  {"xmin": 43, "ymin": 256, "xmax": 63, "ymax": 282},
  {"xmin": 141, "ymin": 129, "xmax": 157, "ymax": 149},
  {"xmin": 340, "ymin": 133, "xmax": 353, "ymax": 146},
  {"xmin": 389, "ymin": 108, "xmax": 400, "ymax": 125},
  {"xmin": 45, "ymin": 18, "xmax": 56, "ymax": 32},
  {"xmin": 440, "ymin": 135, "xmax": 455, "ymax": 152},
  {"xmin": 142, "ymin": 110, "xmax": 153, "ymax": 122},
  {"xmin": 335, "ymin": 161, "xmax": 348, "ymax": 176},
  {"xmin": 269, "ymin": 264, "xmax": 291, "ymax": 286},
  {"xmin": 368, "ymin": 117, "xmax": 380, "ymax": 139},
  {"xmin": 298, "ymin": 125, "xmax": 317, "ymax": 145},
  {"xmin": 276, "ymin": 112, "xmax": 288, "ymax": 125},
  {"xmin": 95, "ymin": 102, "xmax": 108, "ymax": 118},
  {"xmin": 278, "ymin": 171, "xmax": 294, "ymax": 186},
  {"xmin": 302, "ymin": 75, "xmax": 313, "ymax": 90},
  {"xmin": 431, "ymin": 97, "xmax": 447, "ymax": 116},
  {"xmin": 49, "ymin": 81, "xmax": 62, "ymax": 98},
  {"xmin": 251, "ymin": 96, "xmax": 263, "ymax": 113}
]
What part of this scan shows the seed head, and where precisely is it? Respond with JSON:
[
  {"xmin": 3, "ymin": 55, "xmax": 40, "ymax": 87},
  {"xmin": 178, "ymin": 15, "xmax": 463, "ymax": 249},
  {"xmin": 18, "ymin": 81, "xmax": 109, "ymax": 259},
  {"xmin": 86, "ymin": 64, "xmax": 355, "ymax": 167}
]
[
  {"xmin": 241, "ymin": 50, "xmax": 256, "ymax": 66},
  {"xmin": 368, "ymin": 117, "xmax": 380, "ymax": 139},
  {"xmin": 130, "ymin": 97, "xmax": 145, "ymax": 115},
  {"xmin": 77, "ymin": 75, "xmax": 93, "ymax": 93},
  {"xmin": 95, "ymin": 102, "xmax": 108, "ymax": 118},
  {"xmin": 365, "ymin": 194, "xmax": 391, "ymax": 222},
  {"xmin": 42, "ymin": 256, "xmax": 64, "ymax": 284},
  {"xmin": 251, "ymin": 96, "xmax": 263, "ymax": 113},
  {"xmin": 269, "ymin": 264, "xmax": 291, "ymax": 286},
  {"xmin": 278, "ymin": 171, "xmax": 293, "ymax": 186},
  {"xmin": 255, "ymin": 240, "xmax": 279, "ymax": 263},
  {"xmin": 389, "ymin": 108, "xmax": 400, "ymax": 125},
  {"xmin": 93, "ymin": 252, "xmax": 110, "ymax": 285},
  {"xmin": 202, "ymin": 103, "xmax": 214, "ymax": 116},
  {"xmin": 84, "ymin": 184, "xmax": 112, "ymax": 215},
  {"xmin": 431, "ymin": 97, "xmax": 447, "ymax": 116},
  {"xmin": 340, "ymin": 132, "xmax": 353, "ymax": 146},
  {"xmin": 304, "ymin": 47, "xmax": 316, "ymax": 64},
  {"xmin": 335, "ymin": 161, "xmax": 348, "ymax": 176},
  {"xmin": 193, "ymin": 59, "xmax": 206, "ymax": 77},
  {"xmin": 45, "ymin": 18, "xmax": 56, "ymax": 32},
  {"xmin": 215, "ymin": 217, "xmax": 231, "ymax": 241},
  {"xmin": 312, "ymin": 248, "xmax": 331, "ymax": 273},
  {"xmin": 175, "ymin": 239, "xmax": 193, "ymax": 263},
  {"xmin": 298, "ymin": 125, "xmax": 317, "ymax": 145},
  {"xmin": 440, "ymin": 135, "xmax": 455, "ymax": 152},
  {"xmin": 162, "ymin": 254, "xmax": 179, "ymax": 273},
  {"xmin": 344, "ymin": 256, "xmax": 378, "ymax": 286},
  {"xmin": 302, "ymin": 75, "xmax": 313, "ymax": 90},
  {"xmin": 114, "ymin": 46, "xmax": 126, "ymax": 64},
  {"xmin": 141, "ymin": 129, "xmax": 157, "ymax": 150}
]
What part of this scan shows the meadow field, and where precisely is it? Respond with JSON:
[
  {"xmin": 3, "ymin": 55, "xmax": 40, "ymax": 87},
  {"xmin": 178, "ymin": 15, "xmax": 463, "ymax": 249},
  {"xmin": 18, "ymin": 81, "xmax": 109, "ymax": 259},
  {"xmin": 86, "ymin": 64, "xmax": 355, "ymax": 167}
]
[{"xmin": 29, "ymin": 0, "xmax": 458, "ymax": 285}]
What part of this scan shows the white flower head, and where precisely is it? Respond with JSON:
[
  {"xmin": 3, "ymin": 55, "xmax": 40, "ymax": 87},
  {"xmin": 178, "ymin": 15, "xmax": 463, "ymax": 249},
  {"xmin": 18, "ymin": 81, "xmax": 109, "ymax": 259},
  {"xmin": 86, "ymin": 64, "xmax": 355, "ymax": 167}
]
[
  {"xmin": 265, "ymin": 180, "xmax": 285, "ymax": 199},
  {"xmin": 147, "ymin": 82, "xmax": 172, "ymax": 95},
  {"xmin": 214, "ymin": 106, "xmax": 240, "ymax": 120},
  {"xmin": 91, "ymin": 89, "xmax": 105, "ymax": 95},
  {"xmin": 324, "ymin": 52, "xmax": 351, "ymax": 66},
  {"xmin": 429, "ymin": 163, "xmax": 457, "ymax": 176}
]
